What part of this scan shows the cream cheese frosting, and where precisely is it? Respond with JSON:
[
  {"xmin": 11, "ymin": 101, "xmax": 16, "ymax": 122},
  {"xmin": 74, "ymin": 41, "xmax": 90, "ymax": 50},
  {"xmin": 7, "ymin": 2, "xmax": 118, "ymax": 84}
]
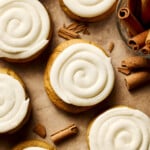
[
  {"xmin": 0, "ymin": 73, "xmax": 29, "ymax": 133},
  {"xmin": 50, "ymin": 43, "xmax": 115, "ymax": 107},
  {"xmin": 88, "ymin": 107, "xmax": 150, "ymax": 150},
  {"xmin": 0, "ymin": 0, "xmax": 50, "ymax": 59},
  {"xmin": 63, "ymin": 0, "xmax": 116, "ymax": 18},
  {"xmin": 24, "ymin": 147, "xmax": 47, "ymax": 150}
]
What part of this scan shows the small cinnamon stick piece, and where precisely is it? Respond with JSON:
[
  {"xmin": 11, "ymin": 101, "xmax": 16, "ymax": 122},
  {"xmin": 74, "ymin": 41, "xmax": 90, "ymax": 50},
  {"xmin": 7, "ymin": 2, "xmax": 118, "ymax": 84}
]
[
  {"xmin": 83, "ymin": 28, "xmax": 90, "ymax": 35},
  {"xmin": 125, "ymin": 71, "xmax": 150, "ymax": 90},
  {"xmin": 58, "ymin": 27, "xmax": 80, "ymax": 40},
  {"xmin": 66, "ymin": 23, "xmax": 79, "ymax": 30},
  {"xmin": 107, "ymin": 42, "xmax": 115, "ymax": 53},
  {"xmin": 74, "ymin": 24, "xmax": 87, "ymax": 33},
  {"xmin": 121, "ymin": 56, "xmax": 150, "ymax": 69},
  {"xmin": 50, "ymin": 124, "xmax": 78, "ymax": 144},
  {"xmin": 58, "ymin": 31, "xmax": 73, "ymax": 40},
  {"xmin": 128, "ymin": 30, "xmax": 148, "ymax": 50},
  {"xmin": 118, "ymin": 67, "xmax": 131, "ymax": 75},
  {"xmin": 70, "ymin": 23, "xmax": 89, "ymax": 34},
  {"xmin": 118, "ymin": 7, "xmax": 144, "ymax": 36},
  {"xmin": 66, "ymin": 22, "xmax": 89, "ymax": 34},
  {"xmin": 33, "ymin": 123, "xmax": 46, "ymax": 138}
]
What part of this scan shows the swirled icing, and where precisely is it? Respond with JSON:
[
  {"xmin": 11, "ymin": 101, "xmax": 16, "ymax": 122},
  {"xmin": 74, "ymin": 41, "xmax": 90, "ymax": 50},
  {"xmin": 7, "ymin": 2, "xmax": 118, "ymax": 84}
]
[
  {"xmin": 88, "ymin": 107, "xmax": 150, "ymax": 150},
  {"xmin": 63, "ymin": 0, "xmax": 116, "ymax": 18},
  {"xmin": 24, "ymin": 147, "xmax": 47, "ymax": 150},
  {"xmin": 50, "ymin": 43, "xmax": 115, "ymax": 107},
  {"xmin": 0, "ymin": 73, "xmax": 29, "ymax": 133},
  {"xmin": 0, "ymin": 0, "xmax": 50, "ymax": 59}
]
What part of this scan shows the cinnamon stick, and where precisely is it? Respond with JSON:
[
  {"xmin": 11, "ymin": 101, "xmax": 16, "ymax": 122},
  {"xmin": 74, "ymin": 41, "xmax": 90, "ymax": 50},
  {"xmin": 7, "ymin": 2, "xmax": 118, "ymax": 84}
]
[
  {"xmin": 141, "ymin": 0, "xmax": 150, "ymax": 26},
  {"xmin": 58, "ymin": 32, "xmax": 73, "ymax": 40},
  {"xmin": 127, "ymin": 0, "xmax": 142, "ymax": 21},
  {"xmin": 50, "ymin": 124, "xmax": 78, "ymax": 144},
  {"xmin": 141, "ymin": 44, "xmax": 150, "ymax": 54},
  {"xmin": 125, "ymin": 71, "xmax": 150, "ymax": 90},
  {"xmin": 66, "ymin": 23, "xmax": 79, "ymax": 30},
  {"xmin": 74, "ymin": 24, "xmax": 87, "ymax": 33},
  {"xmin": 145, "ymin": 29, "xmax": 150, "ymax": 47},
  {"xmin": 58, "ymin": 22, "xmax": 90, "ymax": 40},
  {"xmin": 118, "ymin": 67, "xmax": 131, "ymax": 75},
  {"xmin": 121, "ymin": 56, "xmax": 150, "ymax": 69},
  {"xmin": 58, "ymin": 27, "xmax": 80, "ymax": 40},
  {"xmin": 107, "ymin": 42, "xmax": 115, "ymax": 53},
  {"xmin": 68, "ymin": 23, "xmax": 89, "ymax": 34},
  {"xmin": 118, "ymin": 7, "xmax": 144, "ymax": 36},
  {"xmin": 128, "ymin": 30, "xmax": 148, "ymax": 50}
]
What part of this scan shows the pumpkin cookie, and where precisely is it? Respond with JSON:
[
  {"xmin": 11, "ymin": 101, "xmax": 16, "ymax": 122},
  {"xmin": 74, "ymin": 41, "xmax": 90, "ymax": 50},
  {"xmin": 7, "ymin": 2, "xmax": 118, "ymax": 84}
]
[{"xmin": 44, "ymin": 39, "xmax": 115, "ymax": 113}]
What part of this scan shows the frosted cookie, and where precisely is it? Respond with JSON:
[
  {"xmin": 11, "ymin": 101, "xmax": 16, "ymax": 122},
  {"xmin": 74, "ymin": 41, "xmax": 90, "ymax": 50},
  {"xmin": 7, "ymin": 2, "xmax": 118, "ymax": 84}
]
[
  {"xmin": 44, "ymin": 39, "xmax": 115, "ymax": 113},
  {"xmin": 0, "ymin": 0, "xmax": 52, "ymax": 62},
  {"xmin": 0, "ymin": 68, "xmax": 30, "ymax": 134},
  {"xmin": 59, "ymin": 0, "xmax": 118, "ymax": 22},
  {"xmin": 13, "ymin": 140, "xmax": 56, "ymax": 150},
  {"xmin": 87, "ymin": 107, "xmax": 150, "ymax": 150}
]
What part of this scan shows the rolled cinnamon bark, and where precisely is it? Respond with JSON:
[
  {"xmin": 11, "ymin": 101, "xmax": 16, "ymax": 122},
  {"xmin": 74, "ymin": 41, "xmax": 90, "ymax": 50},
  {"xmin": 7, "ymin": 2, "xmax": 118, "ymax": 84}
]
[
  {"xmin": 146, "ymin": 29, "xmax": 150, "ymax": 47},
  {"xmin": 125, "ymin": 71, "xmax": 150, "ymax": 90},
  {"xmin": 127, "ymin": 0, "xmax": 142, "ymax": 21},
  {"xmin": 141, "ymin": 44, "xmax": 150, "ymax": 54},
  {"xmin": 121, "ymin": 56, "xmax": 150, "ymax": 69},
  {"xmin": 128, "ymin": 30, "xmax": 148, "ymax": 50},
  {"xmin": 118, "ymin": 7, "xmax": 144, "ymax": 36},
  {"xmin": 141, "ymin": 0, "xmax": 150, "ymax": 26},
  {"xmin": 50, "ymin": 124, "xmax": 78, "ymax": 144}
]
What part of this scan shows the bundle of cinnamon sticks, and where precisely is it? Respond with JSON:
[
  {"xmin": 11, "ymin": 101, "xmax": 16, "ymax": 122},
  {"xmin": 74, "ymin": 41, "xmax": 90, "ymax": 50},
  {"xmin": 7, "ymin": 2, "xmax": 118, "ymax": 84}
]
[
  {"xmin": 118, "ymin": 0, "xmax": 150, "ymax": 54},
  {"xmin": 118, "ymin": 56, "xmax": 150, "ymax": 90},
  {"xmin": 58, "ymin": 22, "xmax": 90, "ymax": 40}
]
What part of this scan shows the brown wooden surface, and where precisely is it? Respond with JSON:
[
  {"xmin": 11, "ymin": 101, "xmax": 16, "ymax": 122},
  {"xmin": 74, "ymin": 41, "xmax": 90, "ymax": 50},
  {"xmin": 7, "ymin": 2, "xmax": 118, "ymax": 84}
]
[{"xmin": 0, "ymin": 0, "xmax": 150, "ymax": 150}]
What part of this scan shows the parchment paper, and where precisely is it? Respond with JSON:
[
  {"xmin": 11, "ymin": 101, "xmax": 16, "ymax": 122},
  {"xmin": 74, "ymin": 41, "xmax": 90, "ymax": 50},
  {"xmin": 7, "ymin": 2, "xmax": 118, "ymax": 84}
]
[{"xmin": 0, "ymin": 0, "xmax": 150, "ymax": 150}]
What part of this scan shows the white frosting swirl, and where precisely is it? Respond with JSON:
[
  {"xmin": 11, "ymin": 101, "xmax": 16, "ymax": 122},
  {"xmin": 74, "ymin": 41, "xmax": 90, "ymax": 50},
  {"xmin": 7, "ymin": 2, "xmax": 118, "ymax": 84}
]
[
  {"xmin": 24, "ymin": 147, "xmax": 47, "ymax": 150},
  {"xmin": 50, "ymin": 43, "xmax": 114, "ymax": 107},
  {"xmin": 0, "ymin": 73, "xmax": 29, "ymax": 133},
  {"xmin": 0, "ymin": 0, "xmax": 50, "ymax": 59},
  {"xmin": 63, "ymin": 0, "xmax": 116, "ymax": 18},
  {"xmin": 88, "ymin": 107, "xmax": 150, "ymax": 150}
]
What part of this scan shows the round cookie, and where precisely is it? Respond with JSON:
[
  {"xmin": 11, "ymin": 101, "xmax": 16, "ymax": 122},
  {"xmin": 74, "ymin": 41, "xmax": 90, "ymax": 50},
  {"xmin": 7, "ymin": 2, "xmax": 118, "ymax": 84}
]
[
  {"xmin": 87, "ymin": 107, "xmax": 150, "ymax": 150},
  {"xmin": 0, "ymin": 0, "xmax": 52, "ymax": 63},
  {"xmin": 0, "ymin": 68, "xmax": 31, "ymax": 134},
  {"xmin": 44, "ymin": 39, "xmax": 115, "ymax": 113},
  {"xmin": 13, "ymin": 140, "xmax": 56, "ymax": 150},
  {"xmin": 59, "ymin": 0, "xmax": 118, "ymax": 22}
]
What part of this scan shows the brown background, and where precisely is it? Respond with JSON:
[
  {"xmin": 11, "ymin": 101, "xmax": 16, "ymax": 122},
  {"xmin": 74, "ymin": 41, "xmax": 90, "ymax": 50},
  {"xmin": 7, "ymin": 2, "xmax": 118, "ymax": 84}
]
[{"xmin": 0, "ymin": 0, "xmax": 150, "ymax": 150}]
